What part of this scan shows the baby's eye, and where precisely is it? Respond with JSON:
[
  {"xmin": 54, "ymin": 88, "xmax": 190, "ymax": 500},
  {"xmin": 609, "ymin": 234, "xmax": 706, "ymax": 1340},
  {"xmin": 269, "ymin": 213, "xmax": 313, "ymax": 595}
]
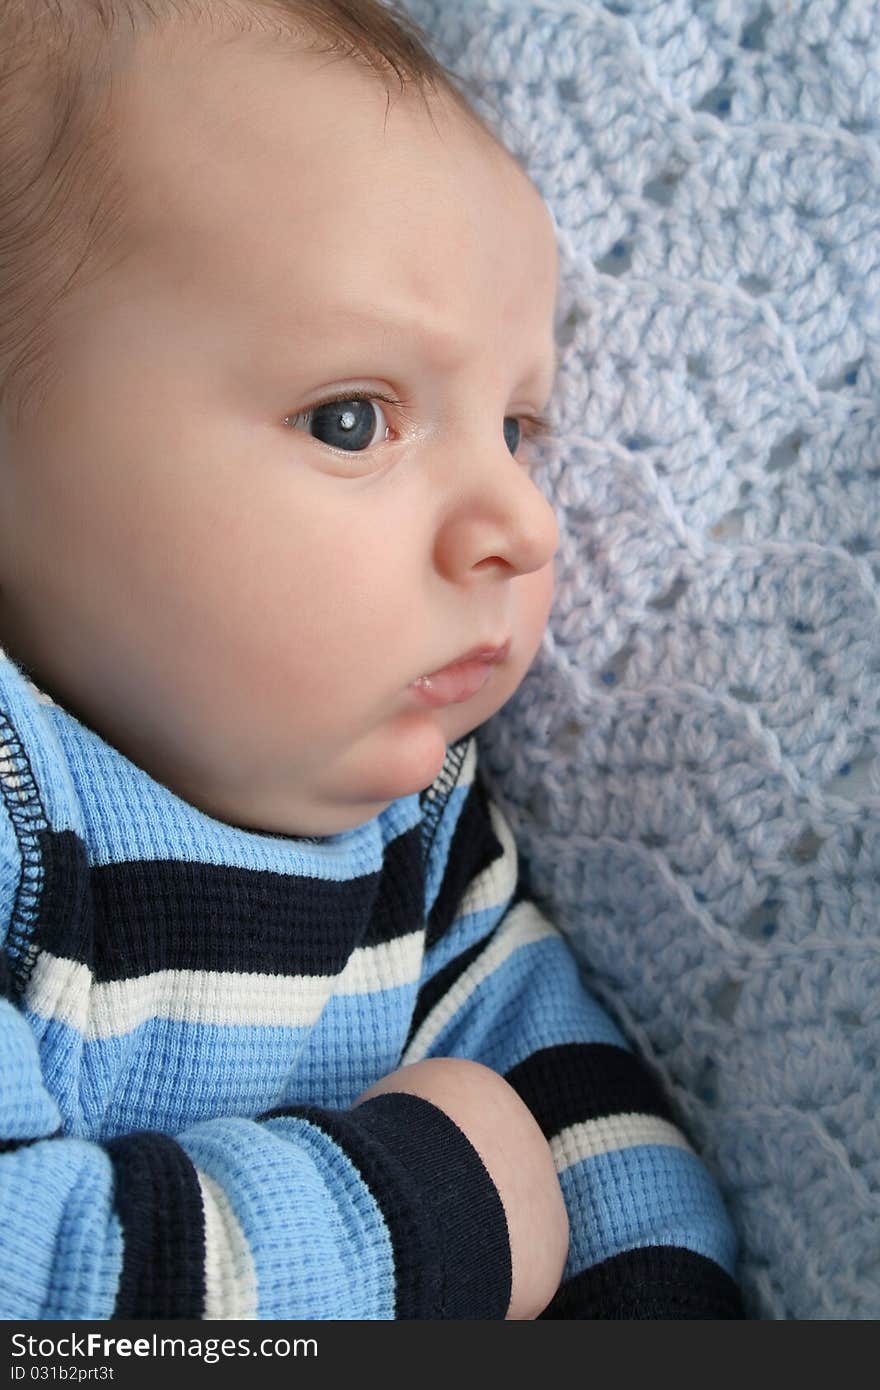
[
  {"xmin": 503, "ymin": 417, "xmax": 522, "ymax": 456},
  {"xmin": 285, "ymin": 395, "xmax": 392, "ymax": 453},
  {"xmin": 508, "ymin": 411, "xmax": 553, "ymax": 464}
]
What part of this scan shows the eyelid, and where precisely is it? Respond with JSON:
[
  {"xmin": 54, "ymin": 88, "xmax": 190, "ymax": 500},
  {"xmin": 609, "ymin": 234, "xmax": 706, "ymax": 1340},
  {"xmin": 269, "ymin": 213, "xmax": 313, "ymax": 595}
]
[
  {"xmin": 518, "ymin": 411, "xmax": 554, "ymax": 441},
  {"xmin": 284, "ymin": 389, "xmax": 411, "ymax": 429}
]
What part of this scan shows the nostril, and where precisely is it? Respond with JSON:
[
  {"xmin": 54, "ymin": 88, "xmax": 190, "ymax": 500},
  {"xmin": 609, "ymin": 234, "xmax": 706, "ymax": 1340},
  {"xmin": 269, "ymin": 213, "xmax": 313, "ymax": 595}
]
[{"xmin": 472, "ymin": 555, "xmax": 511, "ymax": 574}]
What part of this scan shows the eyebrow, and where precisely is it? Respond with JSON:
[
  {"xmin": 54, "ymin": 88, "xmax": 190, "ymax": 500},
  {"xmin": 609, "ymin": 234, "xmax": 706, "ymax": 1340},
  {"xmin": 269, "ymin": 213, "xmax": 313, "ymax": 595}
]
[{"xmin": 319, "ymin": 306, "xmax": 559, "ymax": 393}]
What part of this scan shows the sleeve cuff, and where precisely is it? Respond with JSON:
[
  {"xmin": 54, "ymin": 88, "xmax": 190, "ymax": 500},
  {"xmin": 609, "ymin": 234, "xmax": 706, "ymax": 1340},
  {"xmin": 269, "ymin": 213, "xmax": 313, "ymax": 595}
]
[
  {"xmin": 345, "ymin": 1091, "xmax": 512, "ymax": 1318},
  {"xmin": 539, "ymin": 1246, "xmax": 745, "ymax": 1319}
]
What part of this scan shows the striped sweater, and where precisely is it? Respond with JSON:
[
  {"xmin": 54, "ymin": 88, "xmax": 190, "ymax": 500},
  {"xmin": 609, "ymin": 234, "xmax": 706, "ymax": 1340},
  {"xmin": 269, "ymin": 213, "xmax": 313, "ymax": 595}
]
[{"xmin": 0, "ymin": 653, "xmax": 742, "ymax": 1319}]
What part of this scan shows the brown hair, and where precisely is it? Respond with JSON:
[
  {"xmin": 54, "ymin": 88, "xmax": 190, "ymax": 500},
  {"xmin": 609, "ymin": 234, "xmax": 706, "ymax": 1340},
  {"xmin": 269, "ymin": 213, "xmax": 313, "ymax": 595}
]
[{"xmin": 0, "ymin": 1, "xmax": 491, "ymax": 431}]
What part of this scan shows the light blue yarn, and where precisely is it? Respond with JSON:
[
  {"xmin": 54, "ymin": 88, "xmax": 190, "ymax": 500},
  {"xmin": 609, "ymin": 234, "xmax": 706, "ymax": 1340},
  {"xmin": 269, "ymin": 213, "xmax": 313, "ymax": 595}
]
[{"xmin": 401, "ymin": 0, "xmax": 880, "ymax": 1319}]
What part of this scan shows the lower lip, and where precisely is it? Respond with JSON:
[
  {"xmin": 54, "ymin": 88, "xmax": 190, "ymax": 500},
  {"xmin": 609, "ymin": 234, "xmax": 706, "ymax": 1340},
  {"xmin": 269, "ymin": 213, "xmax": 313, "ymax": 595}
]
[{"xmin": 409, "ymin": 648, "xmax": 509, "ymax": 709}]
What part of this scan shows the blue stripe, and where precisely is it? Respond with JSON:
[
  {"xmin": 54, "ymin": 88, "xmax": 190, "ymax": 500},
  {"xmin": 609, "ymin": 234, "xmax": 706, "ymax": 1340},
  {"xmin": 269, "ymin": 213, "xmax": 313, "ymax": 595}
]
[
  {"xmin": 421, "ymin": 934, "xmax": 628, "ymax": 1067},
  {"xmin": 292, "ymin": 986, "xmax": 420, "ymax": 1105},
  {"xmin": 0, "ymin": 1137, "xmax": 121, "ymax": 1318},
  {"xmin": 1, "ymin": 1002, "xmax": 63, "ymax": 1139},
  {"xmin": 182, "ymin": 1115, "xmax": 395, "ymax": 1319},
  {"xmin": 423, "ymin": 776, "xmax": 473, "ymax": 917},
  {"xmin": 376, "ymin": 789, "xmax": 424, "ymax": 850},
  {"xmin": 30, "ymin": 984, "xmax": 420, "ymax": 1137},
  {"xmin": 560, "ymin": 1144, "xmax": 739, "ymax": 1280},
  {"xmin": 29, "ymin": 1013, "xmax": 316, "ymax": 1137},
  {"xmin": 420, "ymin": 898, "xmax": 506, "ymax": 980},
  {"xmin": 0, "ymin": 797, "xmax": 21, "ymax": 951}
]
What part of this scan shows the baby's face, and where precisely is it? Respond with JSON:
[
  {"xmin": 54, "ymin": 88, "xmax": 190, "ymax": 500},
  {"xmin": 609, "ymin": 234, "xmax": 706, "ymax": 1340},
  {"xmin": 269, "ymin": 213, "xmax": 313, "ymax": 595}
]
[{"xmin": 0, "ymin": 35, "xmax": 559, "ymax": 836}]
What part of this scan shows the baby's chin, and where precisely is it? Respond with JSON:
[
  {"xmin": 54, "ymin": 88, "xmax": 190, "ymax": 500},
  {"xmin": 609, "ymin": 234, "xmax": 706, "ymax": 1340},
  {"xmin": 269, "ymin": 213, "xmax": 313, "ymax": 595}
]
[
  {"xmin": 329, "ymin": 711, "xmax": 454, "ymax": 823},
  {"xmin": 181, "ymin": 714, "xmax": 447, "ymax": 840},
  {"xmin": 350, "ymin": 661, "xmax": 527, "ymax": 810}
]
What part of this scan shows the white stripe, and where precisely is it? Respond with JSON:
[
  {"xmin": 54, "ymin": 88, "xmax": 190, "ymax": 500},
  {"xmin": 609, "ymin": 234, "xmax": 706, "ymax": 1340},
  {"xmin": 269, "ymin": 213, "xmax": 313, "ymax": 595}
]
[
  {"xmin": 0, "ymin": 652, "xmax": 57, "ymax": 706},
  {"xmin": 25, "ymin": 954, "xmax": 93, "ymax": 1034},
  {"xmin": 29, "ymin": 683, "xmax": 57, "ymax": 707},
  {"xmin": 550, "ymin": 1114, "xmax": 694, "ymax": 1175},
  {"xmin": 458, "ymin": 736, "xmax": 478, "ymax": 789},
  {"xmin": 197, "ymin": 1170, "xmax": 259, "ymax": 1319},
  {"xmin": 402, "ymin": 899, "xmax": 559, "ymax": 1063},
  {"xmin": 336, "ymin": 932, "xmax": 424, "ymax": 996},
  {"xmin": 25, "ymin": 933, "xmax": 424, "ymax": 1039}
]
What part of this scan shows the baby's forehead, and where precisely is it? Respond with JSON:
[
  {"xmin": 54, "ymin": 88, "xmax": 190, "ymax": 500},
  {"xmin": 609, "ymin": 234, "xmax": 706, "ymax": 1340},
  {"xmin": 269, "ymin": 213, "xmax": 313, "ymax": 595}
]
[
  {"xmin": 118, "ymin": 33, "xmax": 442, "ymax": 161},
  {"xmin": 114, "ymin": 44, "xmax": 555, "ymax": 304},
  {"xmin": 117, "ymin": 32, "xmax": 538, "ymax": 211}
]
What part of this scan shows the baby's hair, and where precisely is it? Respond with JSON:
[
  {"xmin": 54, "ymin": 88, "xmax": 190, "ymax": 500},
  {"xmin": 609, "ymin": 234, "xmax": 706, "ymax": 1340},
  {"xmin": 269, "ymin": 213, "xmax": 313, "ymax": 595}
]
[{"xmin": 0, "ymin": 1, "xmax": 492, "ymax": 433}]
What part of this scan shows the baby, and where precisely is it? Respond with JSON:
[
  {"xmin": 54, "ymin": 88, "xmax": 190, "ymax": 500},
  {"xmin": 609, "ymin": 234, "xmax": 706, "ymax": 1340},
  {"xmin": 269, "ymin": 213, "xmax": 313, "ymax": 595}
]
[{"xmin": 0, "ymin": 0, "xmax": 743, "ymax": 1319}]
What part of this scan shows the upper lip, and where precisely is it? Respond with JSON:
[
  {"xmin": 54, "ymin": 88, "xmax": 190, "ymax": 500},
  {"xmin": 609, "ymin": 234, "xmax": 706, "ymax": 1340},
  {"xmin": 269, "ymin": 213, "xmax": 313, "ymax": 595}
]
[{"xmin": 432, "ymin": 639, "xmax": 511, "ymax": 672}]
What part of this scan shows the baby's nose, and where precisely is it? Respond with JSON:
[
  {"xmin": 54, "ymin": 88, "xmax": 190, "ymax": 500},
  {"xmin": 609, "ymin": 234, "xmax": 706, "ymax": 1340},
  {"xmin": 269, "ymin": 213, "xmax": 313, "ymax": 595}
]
[{"xmin": 435, "ymin": 448, "xmax": 560, "ymax": 582}]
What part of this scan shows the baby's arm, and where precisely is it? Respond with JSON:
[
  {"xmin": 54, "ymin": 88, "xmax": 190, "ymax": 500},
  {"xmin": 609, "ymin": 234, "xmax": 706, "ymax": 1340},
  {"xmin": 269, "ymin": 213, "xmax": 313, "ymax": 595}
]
[
  {"xmin": 353, "ymin": 1057, "xmax": 569, "ymax": 1319},
  {"xmin": 0, "ymin": 979, "xmax": 519, "ymax": 1318},
  {"xmin": 414, "ymin": 742, "xmax": 744, "ymax": 1319}
]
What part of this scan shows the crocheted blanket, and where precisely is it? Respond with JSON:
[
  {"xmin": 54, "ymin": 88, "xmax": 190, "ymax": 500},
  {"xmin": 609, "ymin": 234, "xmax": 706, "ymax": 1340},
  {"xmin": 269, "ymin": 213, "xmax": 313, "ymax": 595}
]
[{"xmin": 404, "ymin": 0, "xmax": 880, "ymax": 1319}]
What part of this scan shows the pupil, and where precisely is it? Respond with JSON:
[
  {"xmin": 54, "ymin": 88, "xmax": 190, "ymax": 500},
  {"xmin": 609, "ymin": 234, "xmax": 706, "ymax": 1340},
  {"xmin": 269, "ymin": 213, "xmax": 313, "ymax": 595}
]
[
  {"xmin": 503, "ymin": 417, "xmax": 521, "ymax": 455},
  {"xmin": 311, "ymin": 399, "xmax": 377, "ymax": 452}
]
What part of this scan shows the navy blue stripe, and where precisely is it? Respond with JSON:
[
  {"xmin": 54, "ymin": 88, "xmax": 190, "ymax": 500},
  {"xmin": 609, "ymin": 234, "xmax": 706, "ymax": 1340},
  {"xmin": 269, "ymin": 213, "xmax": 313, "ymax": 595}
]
[
  {"xmin": 262, "ymin": 1096, "xmax": 511, "ymax": 1319},
  {"xmin": 425, "ymin": 777, "xmax": 505, "ymax": 949},
  {"xmin": 360, "ymin": 824, "xmax": 424, "ymax": 950},
  {"xmin": 540, "ymin": 1246, "xmax": 745, "ymax": 1319},
  {"xmin": 31, "ymin": 824, "xmax": 424, "ymax": 982},
  {"xmin": 33, "ymin": 828, "xmax": 93, "ymax": 974},
  {"xmin": 106, "ymin": 1132, "xmax": 206, "ymax": 1319},
  {"xmin": 90, "ymin": 858, "xmax": 380, "ymax": 981},
  {"xmin": 505, "ymin": 1043, "xmax": 677, "ymax": 1137}
]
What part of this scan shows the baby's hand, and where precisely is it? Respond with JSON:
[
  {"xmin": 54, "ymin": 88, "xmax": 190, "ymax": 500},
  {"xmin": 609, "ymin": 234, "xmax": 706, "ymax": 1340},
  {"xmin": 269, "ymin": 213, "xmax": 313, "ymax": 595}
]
[{"xmin": 352, "ymin": 1057, "xmax": 569, "ymax": 1319}]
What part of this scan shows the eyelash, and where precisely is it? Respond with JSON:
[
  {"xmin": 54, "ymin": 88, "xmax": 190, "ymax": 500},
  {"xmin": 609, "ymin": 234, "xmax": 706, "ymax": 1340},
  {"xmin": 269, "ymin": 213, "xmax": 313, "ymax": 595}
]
[{"xmin": 284, "ymin": 390, "xmax": 554, "ymax": 456}]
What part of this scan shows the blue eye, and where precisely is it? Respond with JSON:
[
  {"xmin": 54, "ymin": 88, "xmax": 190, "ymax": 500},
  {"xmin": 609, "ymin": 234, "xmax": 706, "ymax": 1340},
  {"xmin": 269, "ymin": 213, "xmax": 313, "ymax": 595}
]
[
  {"xmin": 287, "ymin": 395, "xmax": 390, "ymax": 453},
  {"xmin": 503, "ymin": 416, "xmax": 522, "ymax": 456},
  {"xmin": 285, "ymin": 392, "xmax": 553, "ymax": 463}
]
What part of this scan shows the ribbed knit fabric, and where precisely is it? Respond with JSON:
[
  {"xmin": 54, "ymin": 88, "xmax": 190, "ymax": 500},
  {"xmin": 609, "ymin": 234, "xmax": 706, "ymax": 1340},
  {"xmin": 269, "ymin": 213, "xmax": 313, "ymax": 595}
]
[
  {"xmin": 0, "ymin": 653, "xmax": 740, "ymax": 1318},
  {"xmin": 398, "ymin": 0, "xmax": 880, "ymax": 1320}
]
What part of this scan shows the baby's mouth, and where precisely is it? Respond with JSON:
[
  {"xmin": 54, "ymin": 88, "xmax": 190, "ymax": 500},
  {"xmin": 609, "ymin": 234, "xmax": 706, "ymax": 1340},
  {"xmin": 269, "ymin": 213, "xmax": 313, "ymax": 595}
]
[{"xmin": 409, "ymin": 640, "xmax": 510, "ymax": 708}]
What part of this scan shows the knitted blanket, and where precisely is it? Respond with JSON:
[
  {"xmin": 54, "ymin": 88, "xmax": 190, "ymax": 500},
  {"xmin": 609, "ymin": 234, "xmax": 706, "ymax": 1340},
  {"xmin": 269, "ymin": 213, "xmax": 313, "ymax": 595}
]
[{"xmin": 403, "ymin": 0, "xmax": 880, "ymax": 1319}]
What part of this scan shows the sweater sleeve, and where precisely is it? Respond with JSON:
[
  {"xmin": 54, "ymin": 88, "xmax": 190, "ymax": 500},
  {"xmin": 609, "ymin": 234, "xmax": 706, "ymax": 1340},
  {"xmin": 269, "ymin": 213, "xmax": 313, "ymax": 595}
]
[
  {"xmin": 0, "ymin": 983, "xmax": 511, "ymax": 1319},
  {"xmin": 410, "ymin": 742, "xmax": 744, "ymax": 1319}
]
